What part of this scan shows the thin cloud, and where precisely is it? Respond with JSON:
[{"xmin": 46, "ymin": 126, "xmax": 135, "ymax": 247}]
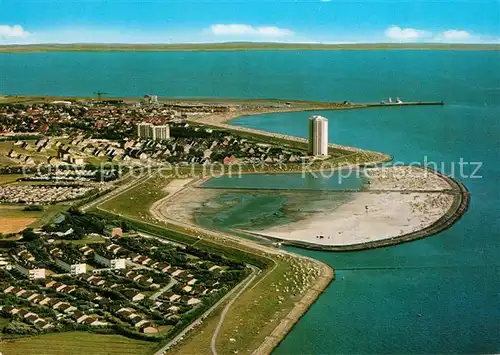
[
  {"xmin": 209, "ymin": 24, "xmax": 293, "ymax": 37},
  {"xmin": 0, "ymin": 24, "xmax": 30, "ymax": 40},
  {"xmin": 384, "ymin": 26, "xmax": 429, "ymax": 41},
  {"xmin": 439, "ymin": 30, "xmax": 472, "ymax": 41}
]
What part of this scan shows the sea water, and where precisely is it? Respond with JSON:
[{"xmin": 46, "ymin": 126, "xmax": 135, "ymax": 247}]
[{"xmin": 1, "ymin": 50, "xmax": 498, "ymax": 354}]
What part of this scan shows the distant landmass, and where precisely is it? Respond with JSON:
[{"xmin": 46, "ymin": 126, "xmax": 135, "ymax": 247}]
[{"xmin": 0, "ymin": 42, "xmax": 499, "ymax": 52}]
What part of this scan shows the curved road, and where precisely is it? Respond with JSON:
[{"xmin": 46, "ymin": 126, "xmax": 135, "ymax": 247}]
[
  {"xmin": 153, "ymin": 266, "xmax": 259, "ymax": 355},
  {"xmin": 210, "ymin": 266, "xmax": 258, "ymax": 355}
]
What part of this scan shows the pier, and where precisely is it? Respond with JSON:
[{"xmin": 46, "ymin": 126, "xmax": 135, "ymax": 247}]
[{"xmin": 363, "ymin": 101, "xmax": 444, "ymax": 108}]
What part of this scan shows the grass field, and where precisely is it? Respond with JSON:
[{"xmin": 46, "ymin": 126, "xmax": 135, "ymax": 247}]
[
  {"xmin": 67, "ymin": 234, "xmax": 106, "ymax": 245},
  {"xmin": 168, "ymin": 254, "xmax": 322, "ymax": 355},
  {"xmin": 99, "ymin": 173, "xmax": 171, "ymax": 222},
  {"xmin": 0, "ymin": 332, "xmax": 157, "ymax": 355},
  {"xmin": 0, "ymin": 317, "xmax": 10, "ymax": 330},
  {"xmin": 0, "ymin": 155, "xmax": 16, "ymax": 167}
]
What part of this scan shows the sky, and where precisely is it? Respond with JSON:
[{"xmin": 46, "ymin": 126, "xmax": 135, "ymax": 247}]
[{"xmin": 0, "ymin": 0, "xmax": 499, "ymax": 44}]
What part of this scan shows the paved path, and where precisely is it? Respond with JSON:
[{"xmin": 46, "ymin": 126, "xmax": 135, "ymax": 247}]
[
  {"xmin": 150, "ymin": 278, "xmax": 177, "ymax": 301},
  {"xmin": 153, "ymin": 266, "xmax": 258, "ymax": 355},
  {"xmin": 211, "ymin": 267, "xmax": 258, "ymax": 355}
]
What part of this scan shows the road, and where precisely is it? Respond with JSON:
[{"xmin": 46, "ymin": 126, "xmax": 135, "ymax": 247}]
[
  {"xmin": 150, "ymin": 278, "xmax": 177, "ymax": 301},
  {"xmin": 210, "ymin": 266, "xmax": 258, "ymax": 355},
  {"xmin": 153, "ymin": 265, "xmax": 259, "ymax": 355}
]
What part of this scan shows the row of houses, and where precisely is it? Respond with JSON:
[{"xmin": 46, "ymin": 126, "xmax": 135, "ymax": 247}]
[
  {"xmin": 1, "ymin": 305, "xmax": 54, "ymax": 330},
  {"xmin": 2, "ymin": 285, "xmax": 108, "ymax": 328}
]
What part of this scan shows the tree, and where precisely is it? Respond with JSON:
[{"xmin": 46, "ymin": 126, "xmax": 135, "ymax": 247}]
[{"xmin": 22, "ymin": 228, "xmax": 39, "ymax": 242}]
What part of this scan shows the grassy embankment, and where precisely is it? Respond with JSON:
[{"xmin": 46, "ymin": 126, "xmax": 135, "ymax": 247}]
[
  {"xmin": 190, "ymin": 119, "xmax": 390, "ymax": 170},
  {"xmin": 96, "ymin": 172, "xmax": 329, "ymax": 354},
  {"xmin": 99, "ymin": 172, "xmax": 171, "ymax": 222},
  {"xmin": 0, "ymin": 332, "xmax": 157, "ymax": 355},
  {"xmin": 0, "ymin": 42, "xmax": 499, "ymax": 52}
]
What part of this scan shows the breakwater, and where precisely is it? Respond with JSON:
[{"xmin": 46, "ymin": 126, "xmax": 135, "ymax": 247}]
[{"xmin": 364, "ymin": 101, "xmax": 444, "ymax": 108}]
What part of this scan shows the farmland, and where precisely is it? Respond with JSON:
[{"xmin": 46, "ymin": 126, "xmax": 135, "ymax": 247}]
[
  {"xmin": 0, "ymin": 205, "xmax": 67, "ymax": 234},
  {"xmin": 0, "ymin": 331, "xmax": 156, "ymax": 355}
]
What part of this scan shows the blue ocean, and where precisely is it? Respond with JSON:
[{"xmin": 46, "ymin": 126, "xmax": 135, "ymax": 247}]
[{"xmin": 1, "ymin": 50, "xmax": 499, "ymax": 354}]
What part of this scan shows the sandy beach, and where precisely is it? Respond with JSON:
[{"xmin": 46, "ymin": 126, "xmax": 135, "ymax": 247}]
[
  {"xmin": 253, "ymin": 166, "xmax": 458, "ymax": 246},
  {"xmin": 365, "ymin": 166, "xmax": 453, "ymax": 191},
  {"xmin": 257, "ymin": 191, "xmax": 454, "ymax": 245}
]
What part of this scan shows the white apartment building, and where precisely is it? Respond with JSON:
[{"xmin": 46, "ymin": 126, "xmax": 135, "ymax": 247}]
[
  {"xmin": 308, "ymin": 115, "xmax": 329, "ymax": 156},
  {"xmin": 55, "ymin": 258, "xmax": 87, "ymax": 275},
  {"xmin": 137, "ymin": 123, "xmax": 170, "ymax": 141},
  {"xmin": 14, "ymin": 263, "xmax": 46, "ymax": 280},
  {"xmin": 93, "ymin": 253, "xmax": 126, "ymax": 270}
]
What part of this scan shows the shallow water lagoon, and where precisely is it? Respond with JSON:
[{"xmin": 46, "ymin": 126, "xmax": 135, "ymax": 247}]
[
  {"xmin": 194, "ymin": 189, "xmax": 354, "ymax": 231},
  {"xmin": 202, "ymin": 171, "xmax": 365, "ymax": 191}
]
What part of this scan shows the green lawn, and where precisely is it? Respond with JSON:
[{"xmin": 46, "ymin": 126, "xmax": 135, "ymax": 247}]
[
  {"xmin": 0, "ymin": 317, "xmax": 10, "ymax": 330},
  {"xmin": 169, "ymin": 254, "xmax": 323, "ymax": 355},
  {"xmin": 0, "ymin": 332, "xmax": 157, "ymax": 355},
  {"xmin": 67, "ymin": 234, "xmax": 106, "ymax": 245},
  {"xmin": 99, "ymin": 173, "xmax": 171, "ymax": 222}
]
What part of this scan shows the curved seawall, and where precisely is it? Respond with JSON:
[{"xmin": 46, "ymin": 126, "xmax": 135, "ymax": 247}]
[
  {"xmin": 252, "ymin": 261, "xmax": 334, "ymax": 355},
  {"xmin": 273, "ymin": 170, "xmax": 470, "ymax": 252}
]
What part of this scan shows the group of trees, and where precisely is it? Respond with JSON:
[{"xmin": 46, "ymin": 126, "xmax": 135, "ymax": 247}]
[
  {"xmin": 42, "ymin": 209, "xmax": 105, "ymax": 239},
  {"xmin": 23, "ymin": 205, "xmax": 44, "ymax": 212}
]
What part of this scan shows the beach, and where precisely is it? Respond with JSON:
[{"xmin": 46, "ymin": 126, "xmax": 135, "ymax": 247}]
[
  {"xmin": 154, "ymin": 166, "xmax": 464, "ymax": 250},
  {"xmin": 252, "ymin": 166, "xmax": 460, "ymax": 247},
  {"xmin": 257, "ymin": 191, "xmax": 455, "ymax": 246}
]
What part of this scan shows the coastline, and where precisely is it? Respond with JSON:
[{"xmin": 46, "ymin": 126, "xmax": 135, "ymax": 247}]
[
  {"xmin": 242, "ymin": 168, "xmax": 470, "ymax": 251},
  {"xmin": 252, "ymin": 261, "xmax": 334, "ymax": 355},
  {"xmin": 146, "ymin": 164, "xmax": 469, "ymax": 353},
  {"xmin": 1, "ymin": 95, "xmax": 468, "ymax": 354},
  {"xmin": 145, "ymin": 178, "xmax": 335, "ymax": 355},
  {"xmin": 190, "ymin": 105, "xmax": 392, "ymax": 162},
  {"xmin": 1, "ymin": 43, "xmax": 499, "ymax": 53},
  {"xmin": 163, "ymin": 166, "xmax": 470, "ymax": 252}
]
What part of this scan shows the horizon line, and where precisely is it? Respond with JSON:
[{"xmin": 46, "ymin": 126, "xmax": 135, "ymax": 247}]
[{"xmin": 1, "ymin": 42, "xmax": 499, "ymax": 48}]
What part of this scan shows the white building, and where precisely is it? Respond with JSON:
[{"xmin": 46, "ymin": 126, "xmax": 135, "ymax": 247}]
[
  {"xmin": 55, "ymin": 258, "xmax": 87, "ymax": 275},
  {"xmin": 308, "ymin": 115, "xmax": 329, "ymax": 156},
  {"xmin": 137, "ymin": 123, "xmax": 153, "ymax": 139},
  {"xmin": 143, "ymin": 95, "xmax": 158, "ymax": 105},
  {"xmin": 69, "ymin": 156, "xmax": 85, "ymax": 165},
  {"xmin": 136, "ymin": 123, "xmax": 170, "ymax": 141},
  {"xmin": 151, "ymin": 125, "xmax": 170, "ymax": 141},
  {"xmin": 93, "ymin": 253, "xmax": 126, "ymax": 269},
  {"xmin": 14, "ymin": 263, "xmax": 46, "ymax": 280}
]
